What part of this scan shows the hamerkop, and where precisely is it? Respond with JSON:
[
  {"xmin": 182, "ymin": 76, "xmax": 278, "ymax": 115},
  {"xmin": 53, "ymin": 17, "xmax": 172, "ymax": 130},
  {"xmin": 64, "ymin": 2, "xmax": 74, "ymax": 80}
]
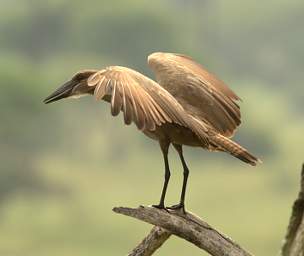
[{"xmin": 44, "ymin": 52, "xmax": 260, "ymax": 212}]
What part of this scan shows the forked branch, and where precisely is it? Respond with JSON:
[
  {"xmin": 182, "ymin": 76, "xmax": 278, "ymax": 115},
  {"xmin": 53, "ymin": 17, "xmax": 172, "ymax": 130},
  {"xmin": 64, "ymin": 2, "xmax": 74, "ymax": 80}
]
[
  {"xmin": 113, "ymin": 206, "xmax": 253, "ymax": 256},
  {"xmin": 127, "ymin": 226, "xmax": 171, "ymax": 256},
  {"xmin": 113, "ymin": 164, "xmax": 304, "ymax": 256}
]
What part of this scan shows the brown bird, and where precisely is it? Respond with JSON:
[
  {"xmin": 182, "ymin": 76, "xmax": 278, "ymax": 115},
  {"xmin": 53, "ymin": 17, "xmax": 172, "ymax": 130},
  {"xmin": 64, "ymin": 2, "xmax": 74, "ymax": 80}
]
[{"xmin": 44, "ymin": 52, "xmax": 260, "ymax": 212}]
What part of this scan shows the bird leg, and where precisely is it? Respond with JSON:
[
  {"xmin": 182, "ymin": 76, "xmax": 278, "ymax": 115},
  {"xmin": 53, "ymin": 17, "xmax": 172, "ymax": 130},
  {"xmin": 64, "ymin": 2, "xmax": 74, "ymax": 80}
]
[
  {"xmin": 167, "ymin": 144, "xmax": 189, "ymax": 213},
  {"xmin": 152, "ymin": 141, "xmax": 170, "ymax": 210}
]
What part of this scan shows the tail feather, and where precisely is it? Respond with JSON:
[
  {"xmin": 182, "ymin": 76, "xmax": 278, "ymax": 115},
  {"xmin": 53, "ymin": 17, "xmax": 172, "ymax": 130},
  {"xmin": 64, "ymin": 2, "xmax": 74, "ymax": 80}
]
[{"xmin": 211, "ymin": 134, "xmax": 261, "ymax": 166}]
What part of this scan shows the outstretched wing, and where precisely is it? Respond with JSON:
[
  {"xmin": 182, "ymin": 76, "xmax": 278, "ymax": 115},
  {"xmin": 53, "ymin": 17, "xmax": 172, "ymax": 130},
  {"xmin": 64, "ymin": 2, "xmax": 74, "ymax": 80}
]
[
  {"xmin": 148, "ymin": 52, "xmax": 241, "ymax": 137},
  {"xmin": 86, "ymin": 66, "xmax": 208, "ymax": 143}
]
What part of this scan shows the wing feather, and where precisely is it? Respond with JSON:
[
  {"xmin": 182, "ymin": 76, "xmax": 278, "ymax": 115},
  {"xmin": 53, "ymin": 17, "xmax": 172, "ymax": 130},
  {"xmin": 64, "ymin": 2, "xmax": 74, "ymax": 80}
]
[
  {"xmin": 148, "ymin": 52, "xmax": 241, "ymax": 137},
  {"xmin": 61, "ymin": 66, "xmax": 210, "ymax": 145},
  {"xmin": 85, "ymin": 65, "xmax": 210, "ymax": 145},
  {"xmin": 124, "ymin": 76, "xmax": 139, "ymax": 125},
  {"xmin": 86, "ymin": 66, "xmax": 196, "ymax": 132},
  {"xmin": 94, "ymin": 76, "xmax": 106, "ymax": 100},
  {"xmin": 111, "ymin": 80, "xmax": 123, "ymax": 116}
]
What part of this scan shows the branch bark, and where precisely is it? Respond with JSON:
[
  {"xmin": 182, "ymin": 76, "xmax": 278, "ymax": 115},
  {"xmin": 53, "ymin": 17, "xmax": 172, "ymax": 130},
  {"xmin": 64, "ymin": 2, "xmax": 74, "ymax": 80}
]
[
  {"xmin": 113, "ymin": 206, "xmax": 253, "ymax": 256},
  {"xmin": 127, "ymin": 226, "xmax": 171, "ymax": 256},
  {"xmin": 281, "ymin": 164, "xmax": 304, "ymax": 256}
]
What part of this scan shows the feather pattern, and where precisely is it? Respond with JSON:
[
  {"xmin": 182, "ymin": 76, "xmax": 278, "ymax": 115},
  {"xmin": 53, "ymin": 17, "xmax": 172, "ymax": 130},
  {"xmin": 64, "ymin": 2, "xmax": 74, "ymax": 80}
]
[
  {"xmin": 86, "ymin": 66, "xmax": 208, "ymax": 144},
  {"xmin": 148, "ymin": 52, "xmax": 242, "ymax": 137}
]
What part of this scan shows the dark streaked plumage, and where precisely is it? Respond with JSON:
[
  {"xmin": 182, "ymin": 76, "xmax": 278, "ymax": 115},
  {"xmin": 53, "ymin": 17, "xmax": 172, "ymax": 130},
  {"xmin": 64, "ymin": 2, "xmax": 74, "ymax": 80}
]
[{"xmin": 44, "ymin": 52, "xmax": 261, "ymax": 212}]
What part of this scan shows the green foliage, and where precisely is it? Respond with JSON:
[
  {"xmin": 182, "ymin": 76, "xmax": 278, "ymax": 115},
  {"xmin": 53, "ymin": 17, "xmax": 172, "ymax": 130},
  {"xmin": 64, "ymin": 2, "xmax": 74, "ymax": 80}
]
[{"xmin": 0, "ymin": 0, "xmax": 303, "ymax": 255}]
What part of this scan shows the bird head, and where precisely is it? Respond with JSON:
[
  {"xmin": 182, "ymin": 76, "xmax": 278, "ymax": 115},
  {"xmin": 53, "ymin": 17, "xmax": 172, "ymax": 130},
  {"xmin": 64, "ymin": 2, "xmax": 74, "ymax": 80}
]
[{"xmin": 43, "ymin": 70, "xmax": 96, "ymax": 104}]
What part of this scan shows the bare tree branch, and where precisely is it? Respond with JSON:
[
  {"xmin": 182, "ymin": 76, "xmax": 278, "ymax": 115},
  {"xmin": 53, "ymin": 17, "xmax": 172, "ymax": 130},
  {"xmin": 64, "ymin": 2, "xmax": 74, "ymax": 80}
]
[
  {"xmin": 281, "ymin": 164, "xmax": 304, "ymax": 256},
  {"xmin": 113, "ymin": 206, "xmax": 253, "ymax": 256},
  {"xmin": 128, "ymin": 226, "xmax": 171, "ymax": 256}
]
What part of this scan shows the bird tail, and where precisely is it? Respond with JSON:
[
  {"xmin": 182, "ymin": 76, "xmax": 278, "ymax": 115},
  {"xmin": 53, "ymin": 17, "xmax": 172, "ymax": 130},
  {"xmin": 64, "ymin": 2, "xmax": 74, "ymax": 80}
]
[{"xmin": 211, "ymin": 134, "xmax": 261, "ymax": 166}]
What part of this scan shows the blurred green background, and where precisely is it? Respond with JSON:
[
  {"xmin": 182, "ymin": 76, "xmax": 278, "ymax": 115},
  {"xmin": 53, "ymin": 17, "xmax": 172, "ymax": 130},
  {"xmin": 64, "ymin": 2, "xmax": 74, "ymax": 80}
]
[{"xmin": 1, "ymin": 0, "xmax": 303, "ymax": 255}]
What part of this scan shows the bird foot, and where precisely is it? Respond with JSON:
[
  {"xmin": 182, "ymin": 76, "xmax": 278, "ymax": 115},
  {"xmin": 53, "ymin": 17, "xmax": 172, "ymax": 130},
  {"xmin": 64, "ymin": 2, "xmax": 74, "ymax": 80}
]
[
  {"xmin": 167, "ymin": 203, "xmax": 186, "ymax": 214},
  {"xmin": 152, "ymin": 204, "xmax": 170, "ymax": 213}
]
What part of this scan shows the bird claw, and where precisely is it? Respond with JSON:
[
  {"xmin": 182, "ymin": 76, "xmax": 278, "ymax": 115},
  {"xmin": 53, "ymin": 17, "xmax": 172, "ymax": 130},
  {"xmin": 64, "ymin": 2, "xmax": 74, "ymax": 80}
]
[
  {"xmin": 152, "ymin": 204, "xmax": 170, "ymax": 213},
  {"xmin": 167, "ymin": 203, "xmax": 186, "ymax": 214}
]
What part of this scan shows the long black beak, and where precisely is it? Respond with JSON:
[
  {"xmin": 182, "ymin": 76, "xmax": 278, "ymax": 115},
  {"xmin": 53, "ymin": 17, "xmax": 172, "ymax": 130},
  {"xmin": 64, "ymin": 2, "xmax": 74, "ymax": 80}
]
[{"xmin": 43, "ymin": 80, "xmax": 74, "ymax": 104}]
